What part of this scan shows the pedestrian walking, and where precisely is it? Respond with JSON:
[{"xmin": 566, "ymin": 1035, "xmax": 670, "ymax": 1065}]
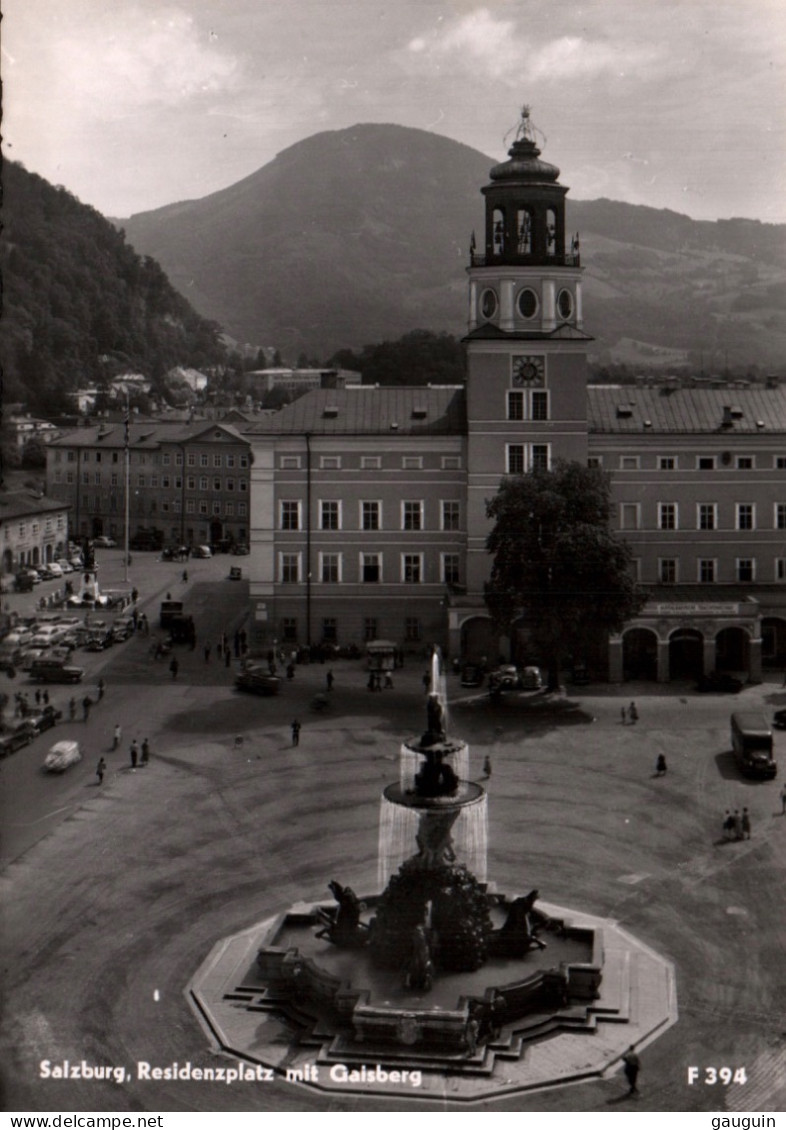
[
  {"xmin": 182, "ymin": 569, "xmax": 188, "ymax": 583},
  {"xmin": 291, "ymin": 719, "xmax": 301, "ymax": 747},
  {"xmin": 69, "ymin": 697, "xmax": 76, "ymax": 722},
  {"xmin": 655, "ymin": 754, "xmax": 667, "ymax": 776},
  {"xmin": 82, "ymin": 695, "xmax": 92, "ymax": 722},
  {"xmin": 35, "ymin": 689, "xmax": 42, "ymax": 707},
  {"xmin": 130, "ymin": 740, "xmax": 139, "ymax": 769},
  {"xmin": 741, "ymin": 807, "xmax": 751, "ymax": 839},
  {"xmin": 781, "ymin": 783, "xmax": 786, "ymax": 815},
  {"xmin": 141, "ymin": 738, "xmax": 150, "ymax": 765},
  {"xmin": 42, "ymin": 689, "xmax": 49, "ymax": 706},
  {"xmin": 326, "ymin": 669, "xmax": 334, "ymax": 691},
  {"xmin": 96, "ymin": 757, "xmax": 106, "ymax": 785},
  {"xmin": 622, "ymin": 1046, "xmax": 641, "ymax": 1095},
  {"xmin": 384, "ymin": 670, "xmax": 394, "ymax": 689},
  {"xmin": 170, "ymin": 656, "xmax": 179, "ymax": 680},
  {"xmin": 97, "ymin": 678, "xmax": 105, "ymax": 701},
  {"xmin": 112, "ymin": 724, "xmax": 122, "ymax": 751},
  {"xmin": 628, "ymin": 701, "xmax": 638, "ymax": 724},
  {"xmin": 722, "ymin": 810, "xmax": 734, "ymax": 841},
  {"xmin": 131, "ymin": 587, "xmax": 139, "ymax": 603},
  {"xmin": 482, "ymin": 755, "xmax": 492, "ymax": 779},
  {"xmin": 620, "ymin": 706, "xmax": 627, "ymax": 725},
  {"xmin": 732, "ymin": 809, "xmax": 743, "ymax": 840},
  {"xmin": 204, "ymin": 643, "xmax": 211, "ymax": 663},
  {"xmin": 234, "ymin": 630, "xmax": 241, "ymax": 658}
]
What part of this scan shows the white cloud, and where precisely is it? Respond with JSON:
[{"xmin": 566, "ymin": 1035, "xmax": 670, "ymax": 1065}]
[{"xmin": 406, "ymin": 6, "xmax": 661, "ymax": 86}]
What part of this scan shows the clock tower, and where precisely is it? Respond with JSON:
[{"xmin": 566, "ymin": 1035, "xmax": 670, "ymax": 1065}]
[{"xmin": 456, "ymin": 108, "xmax": 592, "ymax": 659}]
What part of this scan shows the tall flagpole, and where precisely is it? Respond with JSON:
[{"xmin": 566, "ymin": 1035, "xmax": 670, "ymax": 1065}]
[{"xmin": 123, "ymin": 395, "xmax": 130, "ymax": 584}]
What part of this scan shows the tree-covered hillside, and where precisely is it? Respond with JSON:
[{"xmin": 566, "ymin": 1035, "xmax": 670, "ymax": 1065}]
[{"xmin": 1, "ymin": 162, "xmax": 227, "ymax": 414}]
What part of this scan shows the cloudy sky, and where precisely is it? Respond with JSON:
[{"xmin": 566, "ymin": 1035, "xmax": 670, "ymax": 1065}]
[{"xmin": 4, "ymin": 0, "xmax": 785, "ymax": 222}]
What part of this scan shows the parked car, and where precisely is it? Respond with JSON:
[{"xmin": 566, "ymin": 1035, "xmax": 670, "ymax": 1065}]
[
  {"xmin": 37, "ymin": 564, "xmax": 56, "ymax": 580},
  {"xmin": 20, "ymin": 647, "xmax": 48, "ymax": 672},
  {"xmin": 29, "ymin": 657, "xmax": 84, "ymax": 684},
  {"xmin": 521, "ymin": 666, "xmax": 543, "ymax": 690},
  {"xmin": 0, "ymin": 720, "xmax": 37, "ymax": 758},
  {"xmin": 45, "ymin": 562, "xmax": 64, "ymax": 578},
  {"xmin": 29, "ymin": 705, "xmax": 63, "ymax": 734},
  {"xmin": 231, "ymin": 543, "xmax": 250, "ymax": 556},
  {"xmin": 69, "ymin": 554, "xmax": 85, "ymax": 569},
  {"xmin": 773, "ymin": 709, "xmax": 786, "ymax": 730},
  {"xmin": 93, "ymin": 535, "xmax": 117, "ymax": 548},
  {"xmin": 30, "ymin": 626, "xmax": 65, "ymax": 648},
  {"xmin": 85, "ymin": 633, "xmax": 113, "ymax": 651},
  {"xmin": 696, "ymin": 671, "xmax": 744, "ymax": 694},
  {"xmin": 57, "ymin": 559, "xmax": 74, "ymax": 574},
  {"xmin": 192, "ymin": 544, "xmax": 212, "ymax": 558},
  {"xmin": 13, "ymin": 573, "xmax": 35, "ymax": 593},
  {"xmin": 3, "ymin": 629, "xmax": 34, "ymax": 649},
  {"xmin": 44, "ymin": 740, "xmax": 82, "ymax": 773},
  {"xmin": 488, "ymin": 665, "xmax": 523, "ymax": 693}
]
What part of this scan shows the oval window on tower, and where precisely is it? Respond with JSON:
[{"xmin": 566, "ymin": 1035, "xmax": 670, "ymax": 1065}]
[
  {"xmin": 480, "ymin": 288, "xmax": 498, "ymax": 321},
  {"xmin": 517, "ymin": 288, "xmax": 538, "ymax": 320},
  {"xmin": 557, "ymin": 288, "xmax": 574, "ymax": 321}
]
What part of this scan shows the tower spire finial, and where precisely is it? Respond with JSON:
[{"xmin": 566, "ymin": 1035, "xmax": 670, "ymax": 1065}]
[{"xmin": 504, "ymin": 104, "xmax": 547, "ymax": 151}]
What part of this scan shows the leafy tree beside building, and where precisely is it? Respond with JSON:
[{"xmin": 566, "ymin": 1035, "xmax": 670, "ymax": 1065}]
[{"xmin": 484, "ymin": 461, "xmax": 645, "ymax": 689}]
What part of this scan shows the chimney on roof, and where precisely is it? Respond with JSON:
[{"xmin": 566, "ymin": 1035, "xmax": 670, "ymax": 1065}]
[{"xmin": 721, "ymin": 406, "xmax": 733, "ymax": 428}]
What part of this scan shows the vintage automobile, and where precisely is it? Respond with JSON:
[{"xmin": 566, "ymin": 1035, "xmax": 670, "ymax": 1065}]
[
  {"xmin": 44, "ymin": 740, "xmax": 82, "ymax": 773},
  {"xmin": 460, "ymin": 664, "xmax": 484, "ymax": 688},
  {"xmin": 228, "ymin": 566, "xmax": 242, "ymax": 581},
  {"xmin": 0, "ymin": 719, "xmax": 37, "ymax": 757},
  {"xmin": 696, "ymin": 671, "xmax": 744, "ymax": 694},
  {"xmin": 773, "ymin": 708, "xmax": 786, "ymax": 730},
  {"xmin": 235, "ymin": 669, "xmax": 281, "ymax": 696},
  {"xmin": 192, "ymin": 544, "xmax": 212, "ymax": 558},
  {"xmin": 231, "ymin": 543, "xmax": 250, "ymax": 556},
  {"xmin": 29, "ymin": 705, "xmax": 63, "ymax": 734},
  {"xmin": 93, "ymin": 535, "xmax": 117, "ymax": 548},
  {"xmin": 488, "ymin": 665, "xmax": 523, "ymax": 694},
  {"xmin": 521, "ymin": 665, "xmax": 543, "ymax": 690},
  {"xmin": 29, "ymin": 657, "xmax": 84, "ymax": 683}
]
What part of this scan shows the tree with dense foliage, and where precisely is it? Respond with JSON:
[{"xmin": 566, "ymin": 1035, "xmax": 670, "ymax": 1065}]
[
  {"xmin": 0, "ymin": 162, "xmax": 228, "ymax": 414},
  {"xmin": 326, "ymin": 330, "xmax": 465, "ymax": 386},
  {"xmin": 485, "ymin": 461, "xmax": 646, "ymax": 688}
]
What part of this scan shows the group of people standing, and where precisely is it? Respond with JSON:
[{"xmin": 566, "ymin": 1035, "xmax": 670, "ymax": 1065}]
[
  {"xmin": 722, "ymin": 808, "xmax": 752, "ymax": 841},
  {"xmin": 96, "ymin": 725, "xmax": 151, "ymax": 783}
]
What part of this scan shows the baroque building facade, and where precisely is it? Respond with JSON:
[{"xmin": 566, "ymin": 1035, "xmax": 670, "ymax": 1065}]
[{"xmin": 240, "ymin": 115, "xmax": 786, "ymax": 682}]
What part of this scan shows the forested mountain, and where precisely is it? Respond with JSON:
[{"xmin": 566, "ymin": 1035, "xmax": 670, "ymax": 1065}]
[
  {"xmin": 1, "ymin": 162, "xmax": 227, "ymax": 414},
  {"xmin": 121, "ymin": 123, "xmax": 786, "ymax": 371}
]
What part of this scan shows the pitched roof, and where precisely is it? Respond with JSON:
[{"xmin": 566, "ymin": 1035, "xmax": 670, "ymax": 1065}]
[
  {"xmin": 0, "ymin": 489, "xmax": 69, "ymax": 521},
  {"xmin": 588, "ymin": 386, "xmax": 786, "ymax": 433},
  {"xmin": 238, "ymin": 386, "xmax": 467, "ymax": 436},
  {"xmin": 48, "ymin": 421, "xmax": 249, "ymax": 448}
]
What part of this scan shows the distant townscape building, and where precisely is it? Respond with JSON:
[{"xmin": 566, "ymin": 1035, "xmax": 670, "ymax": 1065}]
[
  {"xmin": 45, "ymin": 422, "xmax": 251, "ymax": 549},
  {"xmin": 243, "ymin": 368, "xmax": 359, "ymax": 395},
  {"xmin": 0, "ymin": 489, "xmax": 70, "ymax": 575},
  {"xmin": 5, "ymin": 414, "xmax": 63, "ymax": 450}
]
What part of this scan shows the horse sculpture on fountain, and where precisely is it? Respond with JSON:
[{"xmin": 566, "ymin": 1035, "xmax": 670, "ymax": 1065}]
[{"xmin": 314, "ymin": 880, "xmax": 370, "ymax": 948}]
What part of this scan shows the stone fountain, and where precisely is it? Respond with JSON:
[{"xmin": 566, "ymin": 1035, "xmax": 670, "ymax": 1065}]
[{"xmin": 188, "ymin": 648, "xmax": 677, "ymax": 1101}]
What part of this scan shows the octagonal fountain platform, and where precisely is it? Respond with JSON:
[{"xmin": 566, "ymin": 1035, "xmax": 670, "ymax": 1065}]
[{"xmin": 187, "ymin": 653, "xmax": 676, "ymax": 1103}]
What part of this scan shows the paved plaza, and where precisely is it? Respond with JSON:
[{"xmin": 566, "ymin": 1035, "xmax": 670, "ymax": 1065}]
[{"xmin": 1, "ymin": 578, "xmax": 785, "ymax": 1113}]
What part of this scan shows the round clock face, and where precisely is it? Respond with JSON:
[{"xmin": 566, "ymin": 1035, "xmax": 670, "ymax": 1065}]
[
  {"xmin": 512, "ymin": 355, "xmax": 545, "ymax": 386},
  {"xmin": 480, "ymin": 288, "xmax": 498, "ymax": 321}
]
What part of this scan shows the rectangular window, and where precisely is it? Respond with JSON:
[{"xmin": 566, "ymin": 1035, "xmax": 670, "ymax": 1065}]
[
  {"xmin": 162, "ymin": 475, "xmax": 171, "ymax": 489},
  {"xmin": 364, "ymin": 618, "xmax": 378, "ymax": 642},
  {"xmin": 282, "ymin": 617, "xmax": 297, "ymax": 642},
  {"xmin": 736, "ymin": 456, "xmax": 754, "ymax": 469},
  {"xmin": 403, "ymin": 501, "xmax": 423, "ymax": 531},
  {"xmin": 280, "ymin": 456, "xmax": 301, "ymax": 469},
  {"xmin": 225, "ymin": 502, "xmax": 234, "ymax": 517},
  {"xmin": 776, "ymin": 457, "xmax": 786, "ymax": 470},
  {"xmin": 659, "ymin": 558, "xmax": 678, "ymax": 584},
  {"xmin": 736, "ymin": 559, "xmax": 755, "ymax": 582},
  {"xmin": 175, "ymin": 454, "xmax": 183, "ymax": 466},
  {"xmin": 110, "ymin": 472, "xmax": 118, "ymax": 486},
  {"xmin": 697, "ymin": 456, "xmax": 715, "ymax": 470},
  {"xmin": 320, "ymin": 553, "xmax": 341, "ymax": 583},
  {"xmin": 320, "ymin": 456, "xmax": 341, "ymax": 469},
  {"xmin": 150, "ymin": 475, "xmax": 159, "ymax": 488},
  {"xmin": 776, "ymin": 504, "xmax": 786, "ymax": 530},
  {"xmin": 402, "ymin": 456, "xmax": 423, "ymax": 470},
  {"xmin": 213, "ymin": 478, "xmax": 221, "ymax": 492},
  {"xmin": 67, "ymin": 451, "xmax": 76, "ymax": 462},
  {"xmin": 240, "ymin": 454, "xmax": 249, "ymax": 468},
  {"xmin": 442, "ymin": 554, "xmax": 460, "ymax": 585},
  {"xmin": 736, "ymin": 503, "xmax": 754, "ymax": 530},
  {"xmin": 658, "ymin": 503, "xmax": 677, "ymax": 530},
  {"xmin": 187, "ymin": 476, "xmax": 195, "ymax": 490},
  {"xmin": 66, "ymin": 471, "xmax": 74, "ymax": 484},
  {"xmin": 237, "ymin": 502, "xmax": 247, "ymax": 516},
  {"xmin": 162, "ymin": 453, "xmax": 171, "ymax": 466},
  {"xmin": 531, "ymin": 390, "xmax": 549, "ymax": 421},
  {"xmin": 698, "ymin": 504, "xmax": 717, "ymax": 530},
  {"xmin": 82, "ymin": 471, "xmax": 90, "ymax": 485},
  {"xmin": 361, "ymin": 501, "xmax": 380, "ymax": 531},
  {"xmin": 322, "ymin": 618, "xmax": 337, "ymax": 643},
  {"xmin": 507, "ymin": 445, "xmax": 525, "ymax": 474},
  {"xmin": 199, "ymin": 476, "xmax": 208, "ymax": 491},
  {"xmin": 404, "ymin": 617, "xmax": 421, "ymax": 642},
  {"xmin": 620, "ymin": 503, "xmax": 640, "ymax": 530},
  {"xmin": 281, "ymin": 553, "xmax": 300, "ymax": 583},
  {"xmin": 587, "ymin": 456, "xmax": 602, "ymax": 469},
  {"xmin": 776, "ymin": 559, "xmax": 786, "ymax": 582},
  {"xmin": 187, "ymin": 453, "xmax": 195, "ymax": 466},
  {"xmin": 54, "ymin": 470, "xmax": 62, "ymax": 483},
  {"xmin": 320, "ymin": 500, "xmax": 340, "ymax": 530},
  {"xmin": 226, "ymin": 478, "xmax": 234, "ymax": 491},
  {"xmin": 200, "ymin": 454, "xmax": 208, "ymax": 467},
  {"xmin": 362, "ymin": 553, "xmax": 380, "ymax": 583},
  {"xmin": 441, "ymin": 501, "xmax": 460, "ymax": 531},
  {"xmin": 442, "ymin": 456, "xmax": 461, "ymax": 470},
  {"xmin": 239, "ymin": 480, "xmax": 247, "ymax": 491},
  {"xmin": 659, "ymin": 456, "xmax": 677, "ymax": 470},
  {"xmin": 186, "ymin": 500, "xmax": 195, "ymax": 514},
  {"xmin": 211, "ymin": 501, "xmax": 221, "ymax": 515},
  {"xmin": 619, "ymin": 456, "xmax": 640, "ymax": 470},
  {"xmin": 698, "ymin": 558, "xmax": 716, "ymax": 583},
  {"xmin": 507, "ymin": 391, "xmax": 524, "ymax": 420},
  {"xmin": 531, "ymin": 445, "xmax": 549, "ymax": 471},
  {"xmin": 95, "ymin": 452, "xmax": 102, "ymax": 463},
  {"xmin": 226, "ymin": 455, "xmax": 235, "ymax": 468},
  {"xmin": 402, "ymin": 554, "xmax": 423, "ymax": 583},
  {"xmin": 213, "ymin": 454, "xmax": 222, "ymax": 468},
  {"xmin": 281, "ymin": 501, "xmax": 300, "ymax": 530},
  {"xmin": 198, "ymin": 500, "xmax": 208, "ymax": 516},
  {"xmin": 361, "ymin": 455, "xmax": 381, "ymax": 470}
]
